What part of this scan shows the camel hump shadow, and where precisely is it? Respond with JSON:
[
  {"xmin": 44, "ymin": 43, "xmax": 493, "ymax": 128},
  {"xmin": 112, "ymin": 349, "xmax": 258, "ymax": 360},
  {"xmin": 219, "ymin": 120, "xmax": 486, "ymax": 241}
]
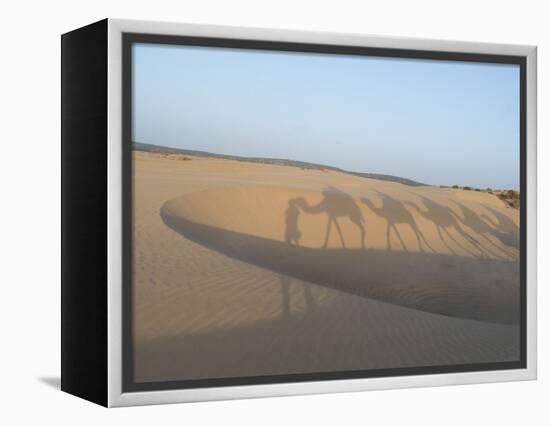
[
  {"xmin": 480, "ymin": 205, "xmax": 520, "ymax": 249},
  {"xmin": 288, "ymin": 186, "xmax": 366, "ymax": 249},
  {"xmin": 445, "ymin": 201, "xmax": 519, "ymax": 256},
  {"xmin": 401, "ymin": 195, "xmax": 519, "ymax": 258},
  {"xmin": 362, "ymin": 189, "xmax": 432, "ymax": 252}
]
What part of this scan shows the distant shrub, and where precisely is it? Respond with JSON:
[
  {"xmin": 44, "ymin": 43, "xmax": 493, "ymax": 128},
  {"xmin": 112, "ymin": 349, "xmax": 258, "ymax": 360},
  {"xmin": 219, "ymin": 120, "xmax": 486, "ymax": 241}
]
[
  {"xmin": 177, "ymin": 156, "xmax": 192, "ymax": 161},
  {"xmin": 463, "ymin": 186, "xmax": 472, "ymax": 191},
  {"xmin": 475, "ymin": 188, "xmax": 481, "ymax": 191},
  {"xmin": 452, "ymin": 185, "xmax": 459, "ymax": 189},
  {"xmin": 507, "ymin": 190, "xmax": 520, "ymax": 200},
  {"xmin": 496, "ymin": 190, "xmax": 520, "ymax": 209}
]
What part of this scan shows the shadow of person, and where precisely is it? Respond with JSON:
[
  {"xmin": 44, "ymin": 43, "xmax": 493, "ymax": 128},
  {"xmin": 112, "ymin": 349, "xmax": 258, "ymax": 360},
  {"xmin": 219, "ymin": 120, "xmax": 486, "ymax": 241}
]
[
  {"xmin": 285, "ymin": 198, "xmax": 302, "ymax": 245},
  {"xmin": 293, "ymin": 186, "xmax": 366, "ymax": 249},
  {"xmin": 279, "ymin": 274, "xmax": 316, "ymax": 320},
  {"xmin": 404, "ymin": 196, "xmax": 486, "ymax": 257},
  {"xmin": 361, "ymin": 190, "xmax": 432, "ymax": 252},
  {"xmin": 481, "ymin": 206, "xmax": 520, "ymax": 250}
]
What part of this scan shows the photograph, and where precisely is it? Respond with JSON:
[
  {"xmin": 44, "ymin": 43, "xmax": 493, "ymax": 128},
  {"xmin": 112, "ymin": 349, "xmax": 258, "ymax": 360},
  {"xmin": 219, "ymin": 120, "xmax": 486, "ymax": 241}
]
[{"xmin": 129, "ymin": 41, "xmax": 522, "ymax": 385}]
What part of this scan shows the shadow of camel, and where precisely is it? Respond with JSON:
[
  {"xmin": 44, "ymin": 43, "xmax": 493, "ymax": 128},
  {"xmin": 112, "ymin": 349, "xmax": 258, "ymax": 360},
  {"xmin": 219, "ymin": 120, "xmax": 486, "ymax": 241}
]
[
  {"xmin": 481, "ymin": 206, "xmax": 520, "ymax": 250},
  {"xmin": 292, "ymin": 186, "xmax": 365, "ymax": 249},
  {"xmin": 450, "ymin": 202, "xmax": 518, "ymax": 258},
  {"xmin": 160, "ymin": 203, "xmax": 519, "ymax": 325},
  {"xmin": 361, "ymin": 190, "xmax": 433, "ymax": 253},
  {"xmin": 404, "ymin": 196, "xmax": 489, "ymax": 257}
]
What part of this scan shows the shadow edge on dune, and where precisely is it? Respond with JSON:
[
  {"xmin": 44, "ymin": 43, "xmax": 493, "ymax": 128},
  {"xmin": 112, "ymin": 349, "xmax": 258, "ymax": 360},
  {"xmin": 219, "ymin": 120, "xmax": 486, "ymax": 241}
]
[{"xmin": 159, "ymin": 198, "xmax": 520, "ymax": 325}]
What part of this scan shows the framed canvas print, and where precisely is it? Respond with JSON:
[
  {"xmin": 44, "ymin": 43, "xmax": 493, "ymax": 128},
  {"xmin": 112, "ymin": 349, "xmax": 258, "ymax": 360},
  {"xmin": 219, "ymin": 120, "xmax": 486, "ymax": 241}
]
[{"xmin": 61, "ymin": 18, "xmax": 537, "ymax": 407}]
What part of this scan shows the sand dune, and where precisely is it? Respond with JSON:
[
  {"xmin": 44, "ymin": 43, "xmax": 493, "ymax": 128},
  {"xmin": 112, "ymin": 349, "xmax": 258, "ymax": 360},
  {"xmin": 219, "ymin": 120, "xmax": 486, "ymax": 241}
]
[{"xmin": 132, "ymin": 151, "xmax": 520, "ymax": 383}]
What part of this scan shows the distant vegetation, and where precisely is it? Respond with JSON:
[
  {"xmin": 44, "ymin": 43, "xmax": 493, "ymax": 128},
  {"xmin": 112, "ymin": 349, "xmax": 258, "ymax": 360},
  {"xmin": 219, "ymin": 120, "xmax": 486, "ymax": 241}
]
[
  {"xmin": 441, "ymin": 184, "xmax": 520, "ymax": 209},
  {"xmin": 134, "ymin": 141, "xmax": 428, "ymax": 187},
  {"xmin": 498, "ymin": 190, "xmax": 520, "ymax": 209},
  {"xmin": 149, "ymin": 148, "xmax": 193, "ymax": 161}
]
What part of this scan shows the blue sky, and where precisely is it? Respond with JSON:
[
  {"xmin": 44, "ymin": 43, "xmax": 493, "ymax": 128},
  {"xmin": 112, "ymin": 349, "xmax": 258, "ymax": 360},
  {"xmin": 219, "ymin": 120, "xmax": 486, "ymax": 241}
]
[{"xmin": 133, "ymin": 43, "xmax": 520, "ymax": 190}]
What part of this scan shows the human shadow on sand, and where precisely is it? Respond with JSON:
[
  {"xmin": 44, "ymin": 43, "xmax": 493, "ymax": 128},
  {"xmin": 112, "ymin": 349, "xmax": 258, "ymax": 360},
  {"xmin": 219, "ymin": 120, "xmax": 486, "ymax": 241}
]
[{"xmin": 161, "ymin": 202, "xmax": 519, "ymax": 325}]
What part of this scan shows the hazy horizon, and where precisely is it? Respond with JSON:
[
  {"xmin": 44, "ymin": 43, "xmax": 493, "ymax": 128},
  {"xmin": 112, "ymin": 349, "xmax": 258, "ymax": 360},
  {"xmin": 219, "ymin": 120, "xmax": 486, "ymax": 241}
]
[{"xmin": 133, "ymin": 43, "xmax": 520, "ymax": 190}]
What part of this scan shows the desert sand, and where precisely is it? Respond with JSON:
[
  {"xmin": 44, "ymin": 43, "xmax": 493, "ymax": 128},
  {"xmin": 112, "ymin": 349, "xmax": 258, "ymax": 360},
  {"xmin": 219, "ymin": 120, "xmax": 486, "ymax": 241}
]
[{"xmin": 133, "ymin": 150, "xmax": 520, "ymax": 383}]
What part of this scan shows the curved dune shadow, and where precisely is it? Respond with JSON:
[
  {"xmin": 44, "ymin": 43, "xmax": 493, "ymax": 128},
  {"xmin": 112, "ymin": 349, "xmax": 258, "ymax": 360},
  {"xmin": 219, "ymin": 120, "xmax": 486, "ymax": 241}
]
[{"xmin": 160, "ymin": 200, "xmax": 519, "ymax": 325}]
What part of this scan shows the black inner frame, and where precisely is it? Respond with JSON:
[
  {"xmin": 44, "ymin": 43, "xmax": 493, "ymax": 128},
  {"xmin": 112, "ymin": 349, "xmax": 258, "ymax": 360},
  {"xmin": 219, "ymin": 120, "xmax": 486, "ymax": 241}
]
[{"xmin": 122, "ymin": 32, "xmax": 527, "ymax": 393}]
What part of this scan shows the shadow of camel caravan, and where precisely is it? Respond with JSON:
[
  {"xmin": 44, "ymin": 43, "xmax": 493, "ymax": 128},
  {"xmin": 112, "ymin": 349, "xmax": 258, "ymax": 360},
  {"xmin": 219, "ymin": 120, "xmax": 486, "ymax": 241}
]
[{"xmin": 160, "ymin": 186, "xmax": 520, "ymax": 325}]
